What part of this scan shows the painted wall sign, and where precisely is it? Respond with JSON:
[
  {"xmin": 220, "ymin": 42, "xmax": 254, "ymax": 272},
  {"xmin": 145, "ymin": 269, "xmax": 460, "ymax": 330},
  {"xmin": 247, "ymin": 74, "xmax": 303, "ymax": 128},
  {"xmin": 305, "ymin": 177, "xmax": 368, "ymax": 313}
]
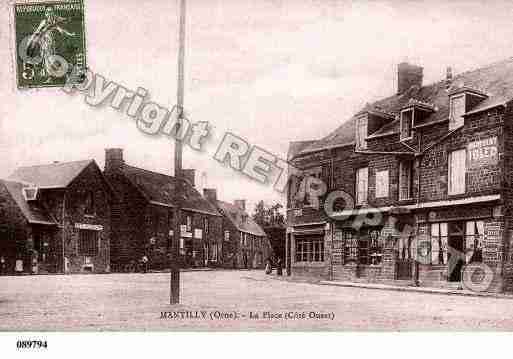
[
  {"xmin": 467, "ymin": 136, "xmax": 498, "ymax": 167},
  {"xmin": 75, "ymin": 223, "xmax": 103, "ymax": 231}
]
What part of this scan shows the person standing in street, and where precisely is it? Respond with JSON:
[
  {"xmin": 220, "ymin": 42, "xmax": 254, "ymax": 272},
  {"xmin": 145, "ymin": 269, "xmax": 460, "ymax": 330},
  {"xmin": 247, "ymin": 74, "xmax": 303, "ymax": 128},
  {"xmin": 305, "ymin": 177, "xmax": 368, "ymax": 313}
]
[{"xmin": 0, "ymin": 256, "xmax": 6, "ymax": 275}]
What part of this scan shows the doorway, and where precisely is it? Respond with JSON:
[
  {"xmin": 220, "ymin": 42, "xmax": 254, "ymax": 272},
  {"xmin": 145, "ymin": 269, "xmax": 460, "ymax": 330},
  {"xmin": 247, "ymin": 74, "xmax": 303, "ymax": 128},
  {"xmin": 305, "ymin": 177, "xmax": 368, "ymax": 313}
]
[{"xmin": 447, "ymin": 221, "xmax": 464, "ymax": 282}]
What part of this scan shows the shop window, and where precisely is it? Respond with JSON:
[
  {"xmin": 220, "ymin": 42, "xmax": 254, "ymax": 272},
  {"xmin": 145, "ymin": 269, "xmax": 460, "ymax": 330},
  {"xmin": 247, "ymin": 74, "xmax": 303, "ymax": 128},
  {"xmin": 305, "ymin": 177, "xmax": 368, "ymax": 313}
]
[
  {"xmin": 343, "ymin": 230, "xmax": 358, "ymax": 262},
  {"xmin": 449, "ymin": 95, "xmax": 465, "ymax": 130},
  {"xmin": 399, "ymin": 161, "xmax": 413, "ymax": 200},
  {"xmin": 448, "ymin": 149, "xmax": 466, "ymax": 195},
  {"xmin": 400, "ymin": 109, "xmax": 413, "ymax": 140},
  {"xmin": 375, "ymin": 170, "xmax": 389, "ymax": 198},
  {"xmin": 358, "ymin": 238, "xmax": 369, "ymax": 265},
  {"xmin": 210, "ymin": 243, "xmax": 218, "ymax": 262},
  {"xmin": 356, "ymin": 167, "xmax": 368, "ymax": 205},
  {"xmin": 295, "ymin": 237, "xmax": 324, "ymax": 262},
  {"xmin": 431, "ymin": 222, "xmax": 448, "ymax": 265},
  {"xmin": 153, "ymin": 213, "xmax": 160, "ymax": 236},
  {"xmin": 465, "ymin": 220, "xmax": 484, "ymax": 263},
  {"xmin": 78, "ymin": 230, "xmax": 98, "ymax": 256},
  {"xmin": 368, "ymin": 228, "xmax": 384, "ymax": 265}
]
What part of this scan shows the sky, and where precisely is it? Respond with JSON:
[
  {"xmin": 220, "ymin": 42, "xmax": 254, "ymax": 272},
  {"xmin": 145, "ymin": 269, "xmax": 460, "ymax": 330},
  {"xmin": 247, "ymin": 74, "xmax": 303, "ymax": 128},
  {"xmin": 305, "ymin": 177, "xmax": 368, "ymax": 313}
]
[{"xmin": 2, "ymin": 0, "xmax": 513, "ymax": 213}]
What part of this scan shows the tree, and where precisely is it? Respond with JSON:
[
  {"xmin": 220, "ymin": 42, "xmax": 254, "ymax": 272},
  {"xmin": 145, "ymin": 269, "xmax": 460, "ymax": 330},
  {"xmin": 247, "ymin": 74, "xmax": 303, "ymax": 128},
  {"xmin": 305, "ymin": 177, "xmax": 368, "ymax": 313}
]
[{"xmin": 252, "ymin": 200, "xmax": 285, "ymax": 227}]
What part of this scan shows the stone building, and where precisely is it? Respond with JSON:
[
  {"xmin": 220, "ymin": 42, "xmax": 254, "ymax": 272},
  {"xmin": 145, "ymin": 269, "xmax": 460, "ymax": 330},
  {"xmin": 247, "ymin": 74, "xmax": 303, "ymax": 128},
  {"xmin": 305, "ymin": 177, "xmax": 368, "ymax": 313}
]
[
  {"xmin": 103, "ymin": 148, "xmax": 223, "ymax": 271},
  {"xmin": 203, "ymin": 189, "xmax": 269, "ymax": 269},
  {"xmin": 287, "ymin": 58, "xmax": 513, "ymax": 292},
  {"xmin": 0, "ymin": 160, "xmax": 113, "ymax": 274}
]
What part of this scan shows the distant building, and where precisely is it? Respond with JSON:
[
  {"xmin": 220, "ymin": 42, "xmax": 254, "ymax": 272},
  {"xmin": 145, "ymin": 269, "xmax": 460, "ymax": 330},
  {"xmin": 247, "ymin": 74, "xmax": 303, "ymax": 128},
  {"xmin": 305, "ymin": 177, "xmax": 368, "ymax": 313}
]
[
  {"xmin": 103, "ymin": 148, "xmax": 223, "ymax": 271},
  {"xmin": 0, "ymin": 160, "xmax": 113, "ymax": 274},
  {"xmin": 204, "ymin": 189, "xmax": 269, "ymax": 269}
]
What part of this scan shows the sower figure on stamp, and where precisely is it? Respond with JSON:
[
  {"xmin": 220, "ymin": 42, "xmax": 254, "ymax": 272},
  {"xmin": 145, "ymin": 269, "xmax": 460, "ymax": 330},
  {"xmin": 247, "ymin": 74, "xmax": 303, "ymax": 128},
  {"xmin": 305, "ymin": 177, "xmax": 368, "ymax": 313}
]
[{"xmin": 27, "ymin": 6, "xmax": 76, "ymax": 83}]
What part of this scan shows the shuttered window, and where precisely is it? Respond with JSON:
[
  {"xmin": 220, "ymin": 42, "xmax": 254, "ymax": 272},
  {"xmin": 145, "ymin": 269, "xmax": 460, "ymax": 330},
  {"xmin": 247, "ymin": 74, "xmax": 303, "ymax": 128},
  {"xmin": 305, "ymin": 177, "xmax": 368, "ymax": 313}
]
[
  {"xmin": 375, "ymin": 170, "xmax": 389, "ymax": 198},
  {"xmin": 400, "ymin": 110, "xmax": 413, "ymax": 140},
  {"xmin": 465, "ymin": 220, "xmax": 484, "ymax": 263},
  {"xmin": 448, "ymin": 149, "xmax": 466, "ymax": 195},
  {"xmin": 356, "ymin": 116, "xmax": 368, "ymax": 149},
  {"xmin": 449, "ymin": 95, "xmax": 465, "ymax": 130},
  {"xmin": 356, "ymin": 167, "xmax": 368, "ymax": 204}
]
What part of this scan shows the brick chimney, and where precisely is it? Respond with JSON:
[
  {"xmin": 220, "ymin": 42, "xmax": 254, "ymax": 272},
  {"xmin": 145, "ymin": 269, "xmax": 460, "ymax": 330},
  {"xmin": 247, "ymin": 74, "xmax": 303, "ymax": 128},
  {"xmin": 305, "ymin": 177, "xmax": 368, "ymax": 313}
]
[
  {"xmin": 182, "ymin": 169, "xmax": 195, "ymax": 187},
  {"xmin": 234, "ymin": 199, "xmax": 246, "ymax": 212},
  {"xmin": 397, "ymin": 62, "xmax": 423, "ymax": 94},
  {"xmin": 105, "ymin": 148, "xmax": 124, "ymax": 173},
  {"xmin": 203, "ymin": 188, "xmax": 217, "ymax": 203}
]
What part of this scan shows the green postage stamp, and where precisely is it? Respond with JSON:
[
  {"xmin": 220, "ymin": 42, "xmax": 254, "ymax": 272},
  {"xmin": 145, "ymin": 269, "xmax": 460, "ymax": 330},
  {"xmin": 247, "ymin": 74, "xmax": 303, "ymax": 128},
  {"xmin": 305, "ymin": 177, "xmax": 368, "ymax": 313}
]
[{"xmin": 14, "ymin": 1, "xmax": 86, "ymax": 89}]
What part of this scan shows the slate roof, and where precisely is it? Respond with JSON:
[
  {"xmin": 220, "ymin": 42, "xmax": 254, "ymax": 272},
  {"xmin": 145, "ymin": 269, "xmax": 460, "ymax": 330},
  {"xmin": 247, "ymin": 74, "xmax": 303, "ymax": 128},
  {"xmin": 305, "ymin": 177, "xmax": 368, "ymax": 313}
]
[
  {"xmin": 8, "ymin": 160, "xmax": 94, "ymax": 188},
  {"xmin": 216, "ymin": 200, "xmax": 266, "ymax": 237},
  {"xmin": 287, "ymin": 140, "xmax": 317, "ymax": 160},
  {"xmin": 297, "ymin": 57, "xmax": 513, "ymax": 156},
  {"xmin": 121, "ymin": 165, "xmax": 221, "ymax": 217},
  {"xmin": 0, "ymin": 180, "xmax": 56, "ymax": 225}
]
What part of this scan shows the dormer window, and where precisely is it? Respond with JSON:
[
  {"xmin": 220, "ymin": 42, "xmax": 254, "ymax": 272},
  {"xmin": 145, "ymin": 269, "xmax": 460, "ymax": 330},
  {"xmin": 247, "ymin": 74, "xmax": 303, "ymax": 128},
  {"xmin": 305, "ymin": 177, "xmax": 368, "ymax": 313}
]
[
  {"xmin": 400, "ymin": 109, "xmax": 413, "ymax": 141},
  {"xmin": 356, "ymin": 115, "xmax": 368, "ymax": 149},
  {"xmin": 448, "ymin": 86, "xmax": 488, "ymax": 130},
  {"xmin": 449, "ymin": 94, "xmax": 465, "ymax": 130},
  {"xmin": 22, "ymin": 187, "xmax": 38, "ymax": 201}
]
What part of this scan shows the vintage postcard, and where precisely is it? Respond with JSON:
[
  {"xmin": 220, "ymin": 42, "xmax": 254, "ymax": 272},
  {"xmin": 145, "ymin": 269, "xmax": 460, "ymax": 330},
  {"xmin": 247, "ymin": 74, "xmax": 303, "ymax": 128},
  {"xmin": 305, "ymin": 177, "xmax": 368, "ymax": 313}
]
[
  {"xmin": 14, "ymin": 0, "xmax": 85, "ymax": 89},
  {"xmin": 2, "ymin": 0, "xmax": 513, "ymax": 357}
]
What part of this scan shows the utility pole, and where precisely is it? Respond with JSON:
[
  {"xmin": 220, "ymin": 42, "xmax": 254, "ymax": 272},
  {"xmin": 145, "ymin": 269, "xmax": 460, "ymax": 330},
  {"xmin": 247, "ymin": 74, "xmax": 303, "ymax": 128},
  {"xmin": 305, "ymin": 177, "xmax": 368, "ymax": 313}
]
[{"xmin": 171, "ymin": 0, "xmax": 186, "ymax": 305}]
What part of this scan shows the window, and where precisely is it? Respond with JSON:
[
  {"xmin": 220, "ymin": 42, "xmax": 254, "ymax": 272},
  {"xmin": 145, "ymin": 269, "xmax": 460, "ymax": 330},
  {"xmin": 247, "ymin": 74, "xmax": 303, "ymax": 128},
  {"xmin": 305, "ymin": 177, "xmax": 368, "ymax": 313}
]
[
  {"xmin": 399, "ymin": 161, "xmax": 413, "ymax": 200},
  {"xmin": 430, "ymin": 222, "xmax": 448, "ymax": 265},
  {"xmin": 78, "ymin": 230, "xmax": 98, "ymax": 256},
  {"xmin": 449, "ymin": 95, "xmax": 465, "ymax": 130},
  {"xmin": 448, "ymin": 149, "xmax": 466, "ymax": 195},
  {"xmin": 243, "ymin": 233, "xmax": 248, "ymax": 246},
  {"xmin": 375, "ymin": 170, "xmax": 389, "ymax": 198},
  {"xmin": 210, "ymin": 243, "xmax": 218, "ymax": 262},
  {"xmin": 358, "ymin": 237, "xmax": 369, "ymax": 265},
  {"xmin": 84, "ymin": 191, "xmax": 95, "ymax": 215},
  {"xmin": 240, "ymin": 232, "xmax": 243, "ymax": 246},
  {"xmin": 465, "ymin": 220, "xmax": 484, "ymax": 263},
  {"xmin": 356, "ymin": 116, "xmax": 368, "ymax": 149},
  {"xmin": 295, "ymin": 237, "xmax": 324, "ymax": 262},
  {"xmin": 204, "ymin": 218, "xmax": 209, "ymax": 234},
  {"xmin": 343, "ymin": 230, "xmax": 358, "ymax": 262},
  {"xmin": 153, "ymin": 213, "xmax": 160, "ymax": 236},
  {"xmin": 186, "ymin": 215, "xmax": 192, "ymax": 232},
  {"xmin": 224, "ymin": 230, "xmax": 230, "ymax": 241},
  {"xmin": 167, "ymin": 211, "xmax": 174, "ymax": 229},
  {"xmin": 368, "ymin": 228, "xmax": 384, "ymax": 265},
  {"xmin": 400, "ymin": 109, "xmax": 413, "ymax": 140},
  {"xmin": 356, "ymin": 167, "xmax": 368, "ymax": 205}
]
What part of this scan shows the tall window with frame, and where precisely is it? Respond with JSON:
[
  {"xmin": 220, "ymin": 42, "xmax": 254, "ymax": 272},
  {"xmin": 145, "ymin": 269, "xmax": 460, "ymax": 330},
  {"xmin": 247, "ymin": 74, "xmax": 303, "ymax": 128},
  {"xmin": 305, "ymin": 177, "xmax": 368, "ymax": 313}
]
[
  {"xmin": 449, "ymin": 94, "xmax": 465, "ymax": 130},
  {"xmin": 204, "ymin": 218, "xmax": 209, "ymax": 235},
  {"xmin": 84, "ymin": 190, "xmax": 95, "ymax": 215},
  {"xmin": 356, "ymin": 167, "xmax": 368, "ymax": 205},
  {"xmin": 375, "ymin": 170, "xmax": 389, "ymax": 198},
  {"xmin": 431, "ymin": 222, "xmax": 448, "ymax": 265},
  {"xmin": 368, "ymin": 228, "xmax": 384, "ymax": 265},
  {"xmin": 343, "ymin": 230, "xmax": 358, "ymax": 262},
  {"xmin": 78, "ymin": 230, "xmax": 98, "ymax": 256},
  {"xmin": 448, "ymin": 149, "xmax": 466, "ymax": 195},
  {"xmin": 465, "ymin": 220, "xmax": 484, "ymax": 263},
  {"xmin": 356, "ymin": 115, "xmax": 368, "ymax": 149},
  {"xmin": 186, "ymin": 215, "xmax": 192, "ymax": 232},
  {"xmin": 400, "ymin": 109, "xmax": 413, "ymax": 141},
  {"xmin": 399, "ymin": 161, "xmax": 413, "ymax": 200}
]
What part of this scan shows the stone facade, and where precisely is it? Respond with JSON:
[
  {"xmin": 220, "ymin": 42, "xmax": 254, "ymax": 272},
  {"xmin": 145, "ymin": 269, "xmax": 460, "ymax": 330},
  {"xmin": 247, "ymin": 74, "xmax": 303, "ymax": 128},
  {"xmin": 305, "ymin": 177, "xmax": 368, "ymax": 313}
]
[{"xmin": 286, "ymin": 60, "xmax": 513, "ymax": 293}]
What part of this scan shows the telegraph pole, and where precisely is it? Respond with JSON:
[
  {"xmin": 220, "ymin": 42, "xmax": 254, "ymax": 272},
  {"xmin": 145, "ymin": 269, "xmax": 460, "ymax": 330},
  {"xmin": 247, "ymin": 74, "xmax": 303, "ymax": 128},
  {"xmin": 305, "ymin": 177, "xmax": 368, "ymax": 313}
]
[{"xmin": 171, "ymin": 0, "xmax": 186, "ymax": 305}]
